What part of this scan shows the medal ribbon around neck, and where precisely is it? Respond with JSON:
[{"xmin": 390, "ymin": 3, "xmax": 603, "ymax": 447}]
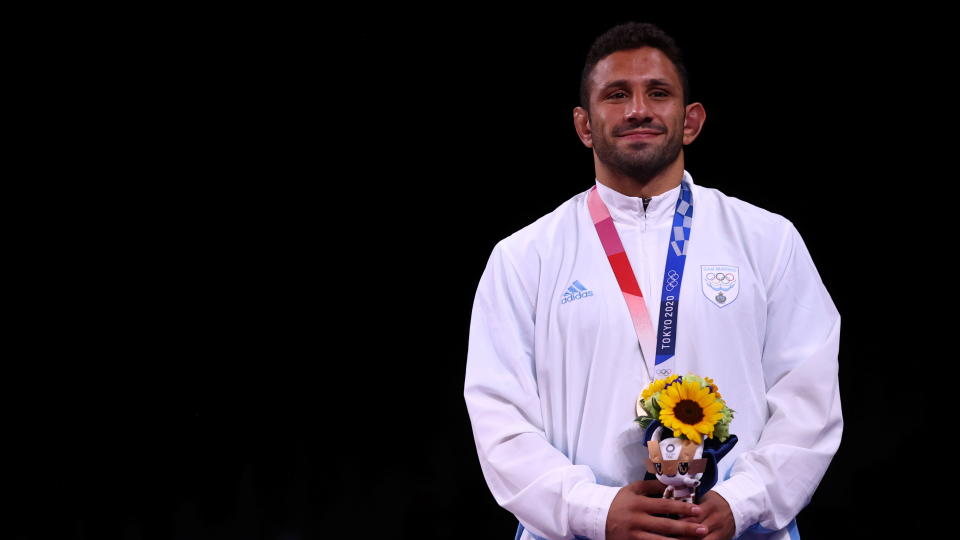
[{"xmin": 587, "ymin": 180, "xmax": 693, "ymax": 381}]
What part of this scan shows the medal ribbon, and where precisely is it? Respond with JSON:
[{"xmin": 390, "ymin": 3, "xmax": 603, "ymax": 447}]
[{"xmin": 587, "ymin": 180, "xmax": 693, "ymax": 380}]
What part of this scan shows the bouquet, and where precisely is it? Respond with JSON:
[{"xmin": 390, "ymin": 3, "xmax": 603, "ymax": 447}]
[{"xmin": 635, "ymin": 373, "xmax": 735, "ymax": 445}]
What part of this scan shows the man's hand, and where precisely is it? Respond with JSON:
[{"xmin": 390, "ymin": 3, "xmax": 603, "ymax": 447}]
[
  {"xmin": 606, "ymin": 479, "xmax": 710, "ymax": 540},
  {"xmin": 674, "ymin": 490, "xmax": 736, "ymax": 540}
]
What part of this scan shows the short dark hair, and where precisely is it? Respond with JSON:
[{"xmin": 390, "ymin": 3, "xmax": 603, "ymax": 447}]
[{"xmin": 579, "ymin": 22, "xmax": 691, "ymax": 113}]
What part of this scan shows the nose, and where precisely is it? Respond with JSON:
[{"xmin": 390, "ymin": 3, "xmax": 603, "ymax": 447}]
[{"xmin": 624, "ymin": 93, "xmax": 653, "ymax": 122}]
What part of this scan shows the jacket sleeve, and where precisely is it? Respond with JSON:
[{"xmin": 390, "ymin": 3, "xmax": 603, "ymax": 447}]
[
  {"xmin": 464, "ymin": 240, "xmax": 621, "ymax": 540},
  {"xmin": 711, "ymin": 222, "xmax": 843, "ymax": 539}
]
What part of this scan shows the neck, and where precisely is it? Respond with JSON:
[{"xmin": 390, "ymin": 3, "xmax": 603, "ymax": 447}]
[{"xmin": 595, "ymin": 154, "xmax": 685, "ymax": 198}]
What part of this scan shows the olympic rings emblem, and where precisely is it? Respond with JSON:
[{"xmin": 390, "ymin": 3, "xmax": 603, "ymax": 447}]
[
  {"xmin": 704, "ymin": 272, "xmax": 736, "ymax": 283},
  {"xmin": 656, "ymin": 368, "xmax": 673, "ymax": 377},
  {"xmin": 664, "ymin": 269, "xmax": 680, "ymax": 291}
]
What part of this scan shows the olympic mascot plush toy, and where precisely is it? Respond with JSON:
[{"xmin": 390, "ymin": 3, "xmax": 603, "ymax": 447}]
[{"xmin": 642, "ymin": 420, "xmax": 738, "ymax": 504}]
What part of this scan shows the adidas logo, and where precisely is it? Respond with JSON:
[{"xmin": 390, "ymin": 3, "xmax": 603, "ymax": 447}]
[{"xmin": 561, "ymin": 280, "xmax": 594, "ymax": 304}]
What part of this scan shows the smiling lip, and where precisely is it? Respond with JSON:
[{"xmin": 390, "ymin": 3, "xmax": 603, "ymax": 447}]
[{"xmin": 620, "ymin": 130, "xmax": 663, "ymax": 139}]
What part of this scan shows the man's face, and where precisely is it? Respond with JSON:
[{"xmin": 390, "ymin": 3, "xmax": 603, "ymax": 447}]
[{"xmin": 584, "ymin": 47, "xmax": 688, "ymax": 182}]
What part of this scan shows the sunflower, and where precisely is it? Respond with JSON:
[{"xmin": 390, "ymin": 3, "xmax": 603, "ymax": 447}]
[
  {"xmin": 641, "ymin": 374, "xmax": 681, "ymax": 400},
  {"xmin": 704, "ymin": 376, "xmax": 723, "ymax": 400},
  {"xmin": 657, "ymin": 379, "xmax": 726, "ymax": 444}
]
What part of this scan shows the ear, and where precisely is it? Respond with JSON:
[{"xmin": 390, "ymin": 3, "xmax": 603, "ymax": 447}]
[
  {"xmin": 678, "ymin": 438, "xmax": 699, "ymax": 461},
  {"xmin": 573, "ymin": 106, "xmax": 593, "ymax": 148},
  {"xmin": 682, "ymin": 102, "xmax": 706, "ymax": 145},
  {"xmin": 647, "ymin": 437, "xmax": 663, "ymax": 462}
]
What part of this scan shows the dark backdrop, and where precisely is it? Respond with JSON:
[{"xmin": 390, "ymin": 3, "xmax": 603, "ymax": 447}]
[{"xmin": 12, "ymin": 8, "xmax": 945, "ymax": 540}]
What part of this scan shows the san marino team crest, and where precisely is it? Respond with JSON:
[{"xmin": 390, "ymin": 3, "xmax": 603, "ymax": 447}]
[{"xmin": 702, "ymin": 265, "xmax": 739, "ymax": 308}]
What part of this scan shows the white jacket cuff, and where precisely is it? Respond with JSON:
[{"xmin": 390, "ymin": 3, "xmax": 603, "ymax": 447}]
[
  {"xmin": 710, "ymin": 474, "xmax": 765, "ymax": 539},
  {"xmin": 568, "ymin": 482, "xmax": 622, "ymax": 540}
]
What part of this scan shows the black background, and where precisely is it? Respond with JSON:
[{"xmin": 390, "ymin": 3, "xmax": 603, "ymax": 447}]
[{"xmin": 12, "ymin": 8, "xmax": 947, "ymax": 539}]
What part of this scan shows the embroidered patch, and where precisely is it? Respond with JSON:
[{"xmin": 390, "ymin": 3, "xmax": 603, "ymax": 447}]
[{"xmin": 701, "ymin": 265, "xmax": 739, "ymax": 308}]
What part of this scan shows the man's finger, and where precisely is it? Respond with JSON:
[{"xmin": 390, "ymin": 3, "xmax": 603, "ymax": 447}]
[
  {"xmin": 643, "ymin": 514, "xmax": 709, "ymax": 538},
  {"xmin": 676, "ymin": 533, "xmax": 721, "ymax": 540},
  {"xmin": 630, "ymin": 479, "xmax": 668, "ymax": 495},
  {"xmin": 647, "ymin": 497, "xmax": 702, "ymax": 518}
]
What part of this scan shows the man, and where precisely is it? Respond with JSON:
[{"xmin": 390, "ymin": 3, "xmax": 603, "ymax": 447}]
[{"xmin": 463, "ymin": 21, "xmax": 842, "ymax": 540}]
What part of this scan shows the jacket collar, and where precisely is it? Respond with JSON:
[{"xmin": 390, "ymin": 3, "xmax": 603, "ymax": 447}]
[{"xmin": 594, "ymin": 170, "xmax": 695, "ymax": 228}]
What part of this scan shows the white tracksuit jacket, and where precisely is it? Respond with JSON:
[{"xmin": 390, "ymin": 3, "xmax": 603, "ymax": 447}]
[{"xmin": 463, "ymin": 170, "xmax": 842, "ymax": 540}]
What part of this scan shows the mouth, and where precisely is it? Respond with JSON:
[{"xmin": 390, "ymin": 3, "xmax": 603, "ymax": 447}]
[{"xmin": 619, "ymin": 130, "xmax": 663, "ymax": 140}]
